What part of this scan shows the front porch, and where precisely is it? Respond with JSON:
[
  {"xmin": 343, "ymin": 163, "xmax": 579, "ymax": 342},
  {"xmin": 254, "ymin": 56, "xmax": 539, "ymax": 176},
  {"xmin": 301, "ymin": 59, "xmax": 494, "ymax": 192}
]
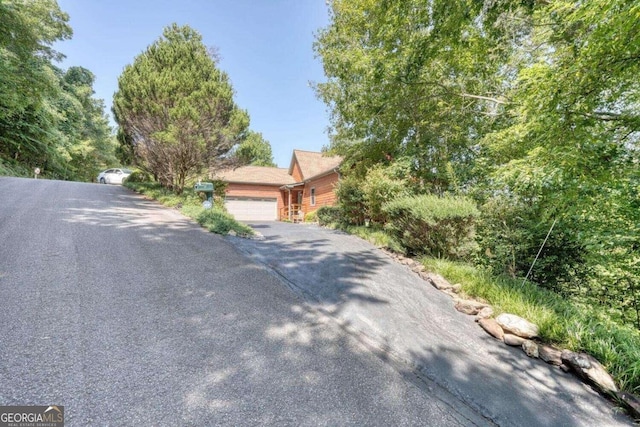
[
  {"xmin": 279, "ymin": 204, "xmax": 304, "ymax": 222},
  {"xmin": 279, "ymin": 185, "xmax": 305, "ymax": 222}
]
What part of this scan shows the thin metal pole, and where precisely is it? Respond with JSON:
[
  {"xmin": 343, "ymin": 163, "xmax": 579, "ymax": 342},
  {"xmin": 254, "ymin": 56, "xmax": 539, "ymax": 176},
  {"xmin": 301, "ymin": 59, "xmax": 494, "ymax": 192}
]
[{"xmin": 522, "ymin": 218, "xmax": 558, "ymax": 286}]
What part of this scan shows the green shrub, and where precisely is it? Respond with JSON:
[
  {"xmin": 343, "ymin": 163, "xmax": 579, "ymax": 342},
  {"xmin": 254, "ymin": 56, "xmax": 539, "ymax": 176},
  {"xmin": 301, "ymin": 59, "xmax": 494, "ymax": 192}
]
[
  {"xmin": 316, "ymin": 206, "xmax": 342, "ymax": 227},
  {"xmin": 194, "ymin": 207, "xmax": 253, "ymax": 236},
  {"xmin": 304, "ymin": 210, "xmax": 318, "ymax": 223},
  {"xmin": 361, "ymin": 163, "xmax": 412, "ymax": 224},
  {"xmin": 476, "ymin": 184, "xmax": 640, "ymax": 330},
  {"xmin": 335, "ymin": 174, "xmax": 366, "ymax": 225},
  {"xmin": 383, "ymin": 194, "xmax": 479, "ymax": 259},
  {"xmin": 125, "ymin": 169, "xmax": 152, "ymax": 183},
  {"xmin": 476, "ymin": 195, "xmax": 586, "ymax": 287}
]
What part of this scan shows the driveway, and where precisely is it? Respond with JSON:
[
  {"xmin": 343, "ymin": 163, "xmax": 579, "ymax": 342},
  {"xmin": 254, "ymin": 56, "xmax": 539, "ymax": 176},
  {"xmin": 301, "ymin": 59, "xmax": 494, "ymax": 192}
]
[{"xmin": 229, "ymin": 222, "xmax": 632, "ymax": 426}]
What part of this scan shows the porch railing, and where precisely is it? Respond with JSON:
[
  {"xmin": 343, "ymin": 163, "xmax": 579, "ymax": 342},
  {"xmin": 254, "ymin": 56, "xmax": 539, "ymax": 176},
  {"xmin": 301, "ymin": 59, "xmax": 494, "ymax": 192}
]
[{"xmin": 280, "ymin": 204, "xmax": 304, "ymax": 222}]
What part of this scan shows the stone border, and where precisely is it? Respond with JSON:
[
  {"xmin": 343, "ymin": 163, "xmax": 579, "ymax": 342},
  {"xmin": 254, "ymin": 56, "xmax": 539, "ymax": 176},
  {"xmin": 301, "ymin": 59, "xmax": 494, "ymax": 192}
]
[{"xmin": 381, "ymin": 249, "xmax": 640, "ymax": 421}]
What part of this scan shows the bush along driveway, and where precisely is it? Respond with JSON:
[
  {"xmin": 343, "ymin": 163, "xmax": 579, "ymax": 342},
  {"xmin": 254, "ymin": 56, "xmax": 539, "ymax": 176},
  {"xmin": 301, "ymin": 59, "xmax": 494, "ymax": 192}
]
[{"xmin": 228, "ymin": 222, "xmax": 635, "ymax": 426}]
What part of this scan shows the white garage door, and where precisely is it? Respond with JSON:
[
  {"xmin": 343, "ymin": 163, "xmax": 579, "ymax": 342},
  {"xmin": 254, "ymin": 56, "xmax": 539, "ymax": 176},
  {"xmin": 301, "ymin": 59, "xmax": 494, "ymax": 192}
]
[{"xmin": 225, "ymin": 197, "xmax": 278, "ymax": 221}]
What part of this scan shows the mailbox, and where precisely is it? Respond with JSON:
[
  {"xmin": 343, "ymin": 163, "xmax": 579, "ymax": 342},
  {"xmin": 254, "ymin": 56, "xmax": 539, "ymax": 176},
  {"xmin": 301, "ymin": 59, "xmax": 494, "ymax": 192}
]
[
  {"xmin": 194, "ymin": 182, "xmax": 214, "ymax": 209},
  {"xmin": 194, "ymin": 182, "xmax": 214, "ymax": 192}
]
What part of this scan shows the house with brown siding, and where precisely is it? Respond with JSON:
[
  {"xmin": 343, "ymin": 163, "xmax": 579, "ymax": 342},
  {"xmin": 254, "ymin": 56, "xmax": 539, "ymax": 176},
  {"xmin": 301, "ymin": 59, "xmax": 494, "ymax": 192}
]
[{"xmin": 213, "ymin": 150, "xmax": 342, "ymax": 221}]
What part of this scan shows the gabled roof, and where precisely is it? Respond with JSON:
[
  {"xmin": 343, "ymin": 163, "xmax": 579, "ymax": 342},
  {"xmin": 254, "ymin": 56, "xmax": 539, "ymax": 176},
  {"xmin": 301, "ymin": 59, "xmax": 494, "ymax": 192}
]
[
  {"xmin": 214, "ymin": 166, "xmax": 295, "ymax": 186},
  {"xmin": 215, "ymin": 150, "xmax": 343, "ymax": 187},
  {"xmin": 288, "ymin": 149, "xmax": 343, "ymax": 181}
]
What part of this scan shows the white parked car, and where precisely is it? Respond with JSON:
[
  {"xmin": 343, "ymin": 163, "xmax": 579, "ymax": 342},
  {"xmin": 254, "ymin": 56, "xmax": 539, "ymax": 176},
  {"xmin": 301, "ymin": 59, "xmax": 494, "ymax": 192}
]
[{"xmin": 97, "ymin": 168, "xmax": 132, "ymax": 184}]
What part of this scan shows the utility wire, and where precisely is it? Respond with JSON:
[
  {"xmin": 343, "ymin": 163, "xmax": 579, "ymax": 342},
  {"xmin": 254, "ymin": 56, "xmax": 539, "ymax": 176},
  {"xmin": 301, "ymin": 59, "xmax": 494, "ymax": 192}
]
[{"xmin": 522, "ymin": 218, "xmax": 558, "ymax": 287}]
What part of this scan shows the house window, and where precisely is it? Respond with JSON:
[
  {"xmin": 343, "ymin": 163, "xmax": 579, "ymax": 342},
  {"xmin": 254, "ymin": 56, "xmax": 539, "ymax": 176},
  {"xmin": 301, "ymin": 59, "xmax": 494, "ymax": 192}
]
[{"xmin": 310, "ymin": 187, "xmax": 316, "ymax": 206}]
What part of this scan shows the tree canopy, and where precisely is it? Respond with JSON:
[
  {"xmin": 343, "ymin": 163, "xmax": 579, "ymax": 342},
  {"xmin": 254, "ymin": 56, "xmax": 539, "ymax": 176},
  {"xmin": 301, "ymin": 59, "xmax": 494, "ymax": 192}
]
[
  {"xmin": 233, "ymin": 131, "xmax": 276, "ymax": 167},
  {"xmin": 315, "ymin": 0, "xmax": 527, "ymax": 189},
  {"xmin": 0, "ymin": 0, "xmax": 117, "ymax": 179},
  {"xmin": 113, "ymin": 24, "xmax": 250, "ymax": 192}
]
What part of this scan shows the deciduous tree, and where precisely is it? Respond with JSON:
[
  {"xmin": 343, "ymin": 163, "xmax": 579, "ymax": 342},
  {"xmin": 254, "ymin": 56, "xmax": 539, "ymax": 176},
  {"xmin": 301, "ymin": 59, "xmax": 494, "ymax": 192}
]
[
  {"xmin": 314, "ymin": 0, "xmax": 528, "ymax": 191},
  {"xmin": 59, "ymin": 66, "xmax": 118, "ymax": 181},
  {"xmin": 479, "ymin": 0, "xmax": 640, "ymax": 325},
  {"xmin": 233, "ymin": 131, "xmax": 275, "ymax": 167},
  {"xmin": 0, "ymin": 0, "xmax": 72, "ymax": 173}
]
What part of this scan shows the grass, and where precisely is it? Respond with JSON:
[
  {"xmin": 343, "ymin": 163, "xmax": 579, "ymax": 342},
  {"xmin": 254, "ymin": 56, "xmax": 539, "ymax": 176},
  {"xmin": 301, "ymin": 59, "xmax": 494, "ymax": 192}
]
[
  {"xmin": 0, "ymin": 159, "xmax": 32, "ymax": 178},
  {"xmin": 125, "ymin": 181, "xmax": 254, "ymax": 237},
  {"xmin": 344, "ymin": 224, "xmax": 395, "ymax": 248},
  {"xmin": 342, "ymin": 225, "xmax": 640, "ymax": 395}
]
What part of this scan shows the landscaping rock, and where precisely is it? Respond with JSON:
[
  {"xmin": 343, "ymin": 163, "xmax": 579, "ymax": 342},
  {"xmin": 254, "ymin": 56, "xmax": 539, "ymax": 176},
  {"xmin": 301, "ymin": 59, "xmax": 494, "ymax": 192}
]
[
  {"xmin": 539, "ymin": 345, "xmax": 563, "ymax": 366},
  {"xmin": 561, "ymin": 350, "xmax": 618, "ymax": 394},
  {"xmin": 426, "ymin": 273, "xmax": 453, "ymax": 290},
  {"xmin": 441, "ymin": 289, "xmax": 458, "ymax": 299},
  {"xmin": 561, "ymin": 351, "xmax": 586, "ymax": 368},
  {"xmin": 400, "ymin": 257, "xmax": 414, "ymax": 266},
  {"xmin": 450, "ymin": 283, "xmax": 463, "ymax": 293},
  {"xmin": 476, "ymin": 306, "xmax": 494, "ymax": 320},
  {"xmin": 495, "ymin": 313, "xmax": 539, "ymax": 338},
  {"xmin": 503, "ymin": 334, "xmax": 526, "ymax": 346},
  {"xmin": 522, "ymin": 340, "xmax": 539, "ymax": 358},
  {"xmin": 227, "ymin": 230, "xmax": 237, "ymax": 236},
  {"xmin": 616, "ymin": 391, "xmax": 640, "ymax": 420},
  {"xmin": 454, "ymin": 299, "xmax": 488, "ymax": 315},
  {"xmin": 418, "ymin": 271, "xmax": 431, "ymax": 281},
  {"xmin": 478, "ymin": 318, "xmax": 504, "ymax": 341},
  {"xmin": 411, "ymin": 263, "xmax": 426, "ymax": 273}
]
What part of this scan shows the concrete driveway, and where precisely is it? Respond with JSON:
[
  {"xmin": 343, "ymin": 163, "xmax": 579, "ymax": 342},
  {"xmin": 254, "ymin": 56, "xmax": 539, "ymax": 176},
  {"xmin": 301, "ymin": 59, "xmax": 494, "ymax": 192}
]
[{"xmin": 229, "ymin": 222, "xmax": 632, "ymax": 426}]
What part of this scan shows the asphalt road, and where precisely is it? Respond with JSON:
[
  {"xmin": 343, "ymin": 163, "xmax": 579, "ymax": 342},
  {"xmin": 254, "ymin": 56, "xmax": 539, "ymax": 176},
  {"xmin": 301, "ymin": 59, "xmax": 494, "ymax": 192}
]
[
  {"xmin": 0, "ymin": 177, "xmax": 489, "ymax": 426},
  {"xmin": 229, "ymin": 223, "xmax": 634, "ymax": 427}
]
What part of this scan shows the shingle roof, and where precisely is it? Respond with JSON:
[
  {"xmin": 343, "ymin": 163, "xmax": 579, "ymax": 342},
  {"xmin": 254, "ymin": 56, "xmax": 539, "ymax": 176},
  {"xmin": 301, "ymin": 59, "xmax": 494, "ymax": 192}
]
[
  {"xmin": 213, "ymin": 166, "xmax": 295, "ymax": 186},
  {"xmin": 215, "ymin": 150, "xmax": 343, "ymax": 186},
  {"xmin": 288, "ymin": 150, "xmax": 343, "ymax": 181}
]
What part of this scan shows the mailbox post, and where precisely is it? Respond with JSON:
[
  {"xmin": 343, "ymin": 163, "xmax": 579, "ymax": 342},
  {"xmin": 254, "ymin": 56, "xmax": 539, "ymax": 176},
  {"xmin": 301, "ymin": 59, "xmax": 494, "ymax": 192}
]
[{"xmin": 194, "ymin": 182, "xmax": 214, "ymax": 209}]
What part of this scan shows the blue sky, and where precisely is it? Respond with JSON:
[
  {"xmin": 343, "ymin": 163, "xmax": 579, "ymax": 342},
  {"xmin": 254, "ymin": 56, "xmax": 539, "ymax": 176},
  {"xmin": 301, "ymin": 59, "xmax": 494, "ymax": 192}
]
[{"xmin": 54, "ymin": 0, "xmax": 331, "ymax": 168}]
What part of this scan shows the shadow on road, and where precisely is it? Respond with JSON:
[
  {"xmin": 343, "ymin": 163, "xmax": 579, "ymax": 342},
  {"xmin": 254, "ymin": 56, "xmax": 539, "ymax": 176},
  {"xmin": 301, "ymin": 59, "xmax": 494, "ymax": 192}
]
[
  {"xmin": 1, "ymin": 178, "xmax": 628, "ymax": 425},
  {"xmin": 0, "ymin": 179, "xmax": 479, "ymax": 425},
  {"xmin": 223, "ymin": 221, "xmax": 633, "ymax": 426},
  {"xmin": 232, "ymin": 226, "xmax": 391, "ymax": 312}
]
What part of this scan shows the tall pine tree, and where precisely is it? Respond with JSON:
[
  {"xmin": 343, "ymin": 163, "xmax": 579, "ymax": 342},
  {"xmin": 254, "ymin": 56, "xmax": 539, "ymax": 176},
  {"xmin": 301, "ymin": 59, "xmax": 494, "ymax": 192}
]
[{"xmin": 113, "ymin": 24, "xmax": 249, "ymax": 193}]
